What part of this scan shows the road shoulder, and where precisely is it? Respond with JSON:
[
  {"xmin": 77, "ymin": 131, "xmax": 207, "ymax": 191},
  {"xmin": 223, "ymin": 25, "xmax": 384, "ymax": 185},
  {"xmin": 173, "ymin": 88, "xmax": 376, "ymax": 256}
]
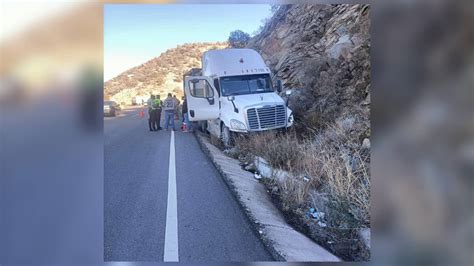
[{"xmin": 195, "ymin": 133, "xmax": 340, "ymax": 262}]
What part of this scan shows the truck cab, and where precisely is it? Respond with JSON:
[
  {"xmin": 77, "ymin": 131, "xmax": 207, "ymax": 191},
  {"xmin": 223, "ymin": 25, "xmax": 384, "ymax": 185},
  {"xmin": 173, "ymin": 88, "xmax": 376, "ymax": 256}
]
[{"xmin": 184, "ymin": 48, "xmax": 293, "ymax": 146}]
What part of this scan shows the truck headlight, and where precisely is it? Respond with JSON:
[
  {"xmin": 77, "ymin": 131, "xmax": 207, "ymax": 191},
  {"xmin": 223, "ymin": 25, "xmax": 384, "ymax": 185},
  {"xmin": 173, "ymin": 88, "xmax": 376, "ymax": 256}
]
[
  {"xmin": 288, "ymin": 113, "xmax": 294, "ymax": 124},
  {"xmin": 230, "ymin": 119, "xmax": 246, "ymax": 131}
]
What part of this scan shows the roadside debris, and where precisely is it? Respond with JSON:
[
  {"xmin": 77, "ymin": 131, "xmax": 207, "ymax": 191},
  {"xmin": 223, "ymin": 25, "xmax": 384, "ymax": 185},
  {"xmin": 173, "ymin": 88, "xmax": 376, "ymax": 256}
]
[
  {"xmin": 271, "ymin": 186, "xmax": 279, "ymax": 193},
  {"xmin": 359, "ymin": 228, "xmax": 371, "ymax": 249},
  {"xmin": 306, "ymin": 208, "xmax": 327, "ymax": 227},
  {"xmin": 245, "ymin": 164, "xmax": 256, "ymax": 172},
  {"xmin": 318, "ymin": 221, "xmax": 327, "ymax": 227},
  {"xmin": 254, "ymin": 172, "xmax": 262, "ymax": 180},
  {"xmin": 254, "ymin": 156, "xmax": 290, "ymax": 181},
  {"xmin": 240, "ymin": 161, "xmax": 257, "ymax": 173},
  {"xmin": 223, "ymin": 147, "xmax": 238, "ymax": 156},
  {"xmin": 361, "ymin": 138, "xmax": 370, "ymax": 150}
]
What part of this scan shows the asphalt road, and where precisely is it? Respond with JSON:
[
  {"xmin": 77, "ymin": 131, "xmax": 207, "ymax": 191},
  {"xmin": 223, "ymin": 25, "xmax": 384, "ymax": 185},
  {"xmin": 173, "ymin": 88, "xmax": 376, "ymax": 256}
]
[{"xmin": 104, "ymin": 107, "xmax": 272, "ymax": 262}]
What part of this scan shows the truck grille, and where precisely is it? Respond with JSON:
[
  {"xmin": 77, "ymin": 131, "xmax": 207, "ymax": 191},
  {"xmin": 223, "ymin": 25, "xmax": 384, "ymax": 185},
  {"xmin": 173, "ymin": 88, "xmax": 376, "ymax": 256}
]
[{"xmin": 247, "ymin": 105, "xmax": 286, "ymax": 130}]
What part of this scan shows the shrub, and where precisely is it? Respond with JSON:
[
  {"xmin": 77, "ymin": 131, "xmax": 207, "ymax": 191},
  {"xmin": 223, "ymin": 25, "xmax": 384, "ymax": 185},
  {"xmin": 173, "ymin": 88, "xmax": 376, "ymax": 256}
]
[
  {"xmin": 228, "ymin": 30, "xmax": 250, "ymax": 48},
  {"xmin": 235, "ymin": 131, "xmax": 301, "ymax": 171},
  {"xmin": 308, "ymin": 126, "xmax": 370, "ymax": 226}
]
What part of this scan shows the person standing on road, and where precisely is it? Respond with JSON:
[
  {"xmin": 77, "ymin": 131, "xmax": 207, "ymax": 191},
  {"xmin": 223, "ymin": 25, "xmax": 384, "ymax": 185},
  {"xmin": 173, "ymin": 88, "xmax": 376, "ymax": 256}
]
[
  {"xmin": 153, "ymin": 95, "xmax": 162, "ymax": 130},
  {"xmin": 181, "ymin": 96, "xmax": 186, "ymax": 124},
  {"xmin": 163, "ymin": 93, "xmax": 177, "ymax": 131},
  {"xmin": 181, "ymin": 96, "xmax": 192, "ymax": 132},
  {"xmin": 173, "ymin": 94, "xmax": 181, "ymax": 120},
  {"xmin": 173, "ymin": 94, "xmax": 181, "ymax": 106},
  {"xmin": 147, "ymin": 95, "xmax": 157, "ymax": 131}
]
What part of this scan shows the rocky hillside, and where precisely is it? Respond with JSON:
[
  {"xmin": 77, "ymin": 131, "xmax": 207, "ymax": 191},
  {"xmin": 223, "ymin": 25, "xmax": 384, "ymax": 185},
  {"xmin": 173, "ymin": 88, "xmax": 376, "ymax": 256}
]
[
  {"xmin": 245, "ymin": 5, "xmax": 371, "ymax": 260},
  {"xmin": 104, "ymin": 42, "xmax": 227, "ymax": 104},
  {"xmin": 248, "ymin": 4, "xmax": 370, "ymax": 138}
]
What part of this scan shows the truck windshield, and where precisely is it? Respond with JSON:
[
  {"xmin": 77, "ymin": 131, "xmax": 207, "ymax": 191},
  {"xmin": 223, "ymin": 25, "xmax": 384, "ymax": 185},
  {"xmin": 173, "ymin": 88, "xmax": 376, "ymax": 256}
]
[{"xmin": 220, "ymin": 74, "xmax": 273, "ymax": 96}]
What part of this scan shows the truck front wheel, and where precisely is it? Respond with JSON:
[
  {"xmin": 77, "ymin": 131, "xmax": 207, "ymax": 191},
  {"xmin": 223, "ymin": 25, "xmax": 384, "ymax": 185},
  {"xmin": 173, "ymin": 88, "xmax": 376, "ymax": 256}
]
[
  {"xmin": 221, "ymin": 124, "xmax": 234, "ymax": 148},
  {"xmin": 198, "ymin": 121, "xmax": 208, "ymax": 133}
]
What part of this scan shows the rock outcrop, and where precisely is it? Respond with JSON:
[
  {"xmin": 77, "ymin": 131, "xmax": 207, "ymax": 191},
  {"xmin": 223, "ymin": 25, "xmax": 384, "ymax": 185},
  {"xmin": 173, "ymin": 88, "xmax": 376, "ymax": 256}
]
[
  {"xmin": 104, "ymin": 42, "xmax": 227, "ymax": 104},
  {"xmin": 247, "ymin": 4, "xmax": 370, "ymax": 139},
  {"xmin": 246, "ymin": 5, "xmax": 371, "ymax": 260}
]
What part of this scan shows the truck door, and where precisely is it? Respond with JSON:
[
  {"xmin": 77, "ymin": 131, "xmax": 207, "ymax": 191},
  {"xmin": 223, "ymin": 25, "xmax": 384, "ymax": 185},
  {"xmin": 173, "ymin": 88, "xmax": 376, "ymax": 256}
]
[{"xmin": 184, "ymin": 76, "xmax": 219, "ymax": 121}]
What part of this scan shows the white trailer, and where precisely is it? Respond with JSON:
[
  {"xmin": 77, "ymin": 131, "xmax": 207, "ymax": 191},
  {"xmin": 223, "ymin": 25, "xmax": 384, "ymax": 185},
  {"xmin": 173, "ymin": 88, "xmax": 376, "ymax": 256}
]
[{"xmin": 184, "ymin": 48, "xmax": 293, "ymax": 146}]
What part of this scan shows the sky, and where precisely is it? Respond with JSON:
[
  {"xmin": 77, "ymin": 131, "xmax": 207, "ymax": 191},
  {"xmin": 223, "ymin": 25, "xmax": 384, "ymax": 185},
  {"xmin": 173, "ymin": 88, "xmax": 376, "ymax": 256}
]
[{"xmin": 104, "ymin": 4, "xmax": 272, "ymax": 81}]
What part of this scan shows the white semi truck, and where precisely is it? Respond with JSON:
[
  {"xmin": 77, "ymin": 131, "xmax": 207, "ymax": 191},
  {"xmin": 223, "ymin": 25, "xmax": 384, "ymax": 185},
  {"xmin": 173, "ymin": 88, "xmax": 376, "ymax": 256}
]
[{"xmin": 183, "ymin": 48, "xmax": 293, "ymax": 146}]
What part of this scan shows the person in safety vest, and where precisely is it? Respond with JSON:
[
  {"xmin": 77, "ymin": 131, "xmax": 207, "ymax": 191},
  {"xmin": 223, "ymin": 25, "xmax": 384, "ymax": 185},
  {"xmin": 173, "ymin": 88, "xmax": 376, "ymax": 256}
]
[
  {"xmin": 147, "ymin": 95, "xmax": 157, "ymax": 131},
  {"xmin": 153, "ymin": 95, "xmax": 162, "ymax": 130}
]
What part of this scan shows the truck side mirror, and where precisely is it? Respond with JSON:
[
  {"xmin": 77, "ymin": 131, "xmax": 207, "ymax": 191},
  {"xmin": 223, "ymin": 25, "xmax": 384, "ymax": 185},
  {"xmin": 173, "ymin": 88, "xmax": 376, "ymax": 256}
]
[
  {"xmin": 227, "ymin": 96, "xmax": 238, "ymax": 113},
  {"xmin": 275, "ymin": 79, "xmax": 282, "ymax": 93}
]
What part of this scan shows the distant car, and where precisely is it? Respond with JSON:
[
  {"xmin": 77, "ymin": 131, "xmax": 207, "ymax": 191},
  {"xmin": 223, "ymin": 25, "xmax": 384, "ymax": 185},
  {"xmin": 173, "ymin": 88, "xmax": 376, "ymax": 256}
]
[{"xmin": 104, "ymin": 100, "xmax": 121, "ymax": 117}]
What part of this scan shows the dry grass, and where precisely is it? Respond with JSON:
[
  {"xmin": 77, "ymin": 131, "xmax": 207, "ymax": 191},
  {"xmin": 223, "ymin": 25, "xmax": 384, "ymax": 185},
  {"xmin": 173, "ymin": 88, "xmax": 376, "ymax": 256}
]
[
  {"xmin": 306, "ymin": 122, "xmax": 371, "ymax": 226},
  {"xmin": 234, "ymin": 116, "xmax": 370, "ymax": 227},
  {"xmin": 278, "ymin": 172, "xmax": 318, "ymax": 209},
  {"xmin": 235, "ymin": 131, "xmax": 302, "ymax": 171}
]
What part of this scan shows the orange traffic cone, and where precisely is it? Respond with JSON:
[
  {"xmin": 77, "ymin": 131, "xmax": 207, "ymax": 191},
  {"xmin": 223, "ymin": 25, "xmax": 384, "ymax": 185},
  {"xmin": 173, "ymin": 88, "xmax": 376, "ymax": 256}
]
[
  {"xmin": 182, "ymin": 122, "xmax": 187, "ymax": 132},
  {"xmin": 139, "ymin": 109, "xmax": 144, "ymax": 118}
]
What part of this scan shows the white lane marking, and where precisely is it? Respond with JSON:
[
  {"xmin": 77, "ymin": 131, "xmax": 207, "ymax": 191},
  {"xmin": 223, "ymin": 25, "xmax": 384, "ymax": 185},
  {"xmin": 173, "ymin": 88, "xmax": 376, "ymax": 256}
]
[{"xmin": 164, "ymin": 130, "xmax": 179, "ymax": 262}]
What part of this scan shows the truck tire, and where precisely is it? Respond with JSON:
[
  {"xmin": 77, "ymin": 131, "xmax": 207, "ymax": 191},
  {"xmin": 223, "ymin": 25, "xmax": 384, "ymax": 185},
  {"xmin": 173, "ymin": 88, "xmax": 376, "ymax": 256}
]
[
  {"xmin": 199, "ymin": 121, "xmax": 208, "ymax": 133},
  {"xmin": 221, "ymin": 124, "xmax": 234, "ymax": 148}
]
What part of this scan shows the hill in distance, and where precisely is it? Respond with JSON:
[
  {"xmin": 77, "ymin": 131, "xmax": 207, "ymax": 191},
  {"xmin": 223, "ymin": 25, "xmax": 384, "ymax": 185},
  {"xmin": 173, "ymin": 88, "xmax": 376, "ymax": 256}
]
[{"xmin": 104, "ymin": 41, "xmax": 228, "ymax": 104}]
